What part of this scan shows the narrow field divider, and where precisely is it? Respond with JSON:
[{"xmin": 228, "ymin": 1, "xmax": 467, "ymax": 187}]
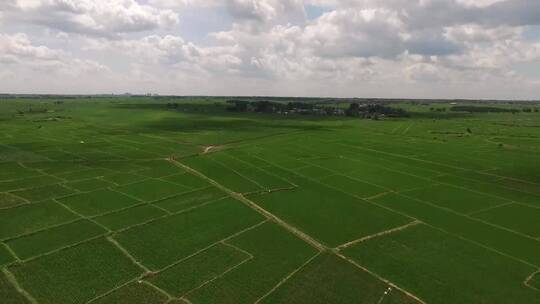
[{"xmin": 336, "ymin": 220, "xmax": 422, "ymax": 251}]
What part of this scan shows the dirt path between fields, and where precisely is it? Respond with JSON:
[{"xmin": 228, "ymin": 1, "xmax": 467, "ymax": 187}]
[
  {"xmin": 336, "ymin": 220, "xmax": 422, "ymax": 251},
  {"xmin": 169, "ymin": 157, "xmax": 325, "ymax": 251},
  {"xmin": 202, "ymin": 146, "xmax": 216, "ymax": 154},
  {"xmin": 524, "ymin": 270, "xmax": 540, "ymax": 291},
  {"xmin": 168, "ymin": 157, "xmax": 428, "ymax": 304}
]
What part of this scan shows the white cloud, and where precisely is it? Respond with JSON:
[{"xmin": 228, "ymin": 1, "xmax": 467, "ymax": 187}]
[
  {"xmin": 0, "ymin": 33, "xmax": 111, "ymax": 92},
  {"xmin": 0, "ymin": 33, "xmax": 65, "ymax": 63},
  {"xmin": 0, "ymin": 0, "xmax": 539, "ymax": 98},
  {"xmin": 455, "ymin": 0, "xmax": 504, "ymax": 8},
  {"xmin": 445, "ymin": 24, "xmax": 523, "ymax": 44},
  {"xmin": 3, "ymin": 0, "xmax": 179, "ymax": 37}
]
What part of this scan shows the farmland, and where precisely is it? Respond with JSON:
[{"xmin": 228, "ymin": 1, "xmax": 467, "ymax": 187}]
[{"xmin": 1, "ymin": 96, "xmax": 540, "ymax": 303}]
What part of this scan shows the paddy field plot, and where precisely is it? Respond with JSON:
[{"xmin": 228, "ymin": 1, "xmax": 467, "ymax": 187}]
[
  {"xmin": 0, "ymin": 97, "xmax": 539, "ymax": 303},
  {"xmin": 90, "ymin": 282, "xmax": 169, "ymax": 304},
  {"xmin": 113, "ymin": 197, "xmax": 264, "ymax": 270},
  {"xmin": 93, "ymin": 205, "xmax": 168, "ymax": 231},
  {"xmin": 6, "ymin": 220, "xmax": 107, "ymax": 260},
  {"xmin": 342, "ymin": 224, "xmax": 540, "ymax": 304},
  {"xmin": 184, "ymin": 222, "xmax": 318, "ymax": 304},
  {"xmin": 0, "ymin": 201, "xmax": 78, "ymax": 240},
  {"xmin": 57, "ymin": 189, "xmax": 140, "ymax": 216},
  {"xmin": 1, "ymin": 270, "xmax": 30, "ymax": 304},
  {"xmin": 146, "ymin": 242, "xmax": 252, "ymax": 297},
  {"xmin": 259, "ymin": 253, "xmax": 419, "ymax": 304},
  {"xmin": 8, "ymin": 238, "xmax": 144, "ymax": 304}
]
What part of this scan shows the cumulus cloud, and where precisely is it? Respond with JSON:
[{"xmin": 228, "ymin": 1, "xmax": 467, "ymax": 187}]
[
  {"xmin": 0, "ymin": 33, "xmax": 110, "ymax": 87},
  {"xmin": 0, "ymin": 33, "xmax": 65, "ymax": 63},
  {"xmin": 2, "ymin": 0, "xmax": 179, "ymax": 38},
  {"xmin": 0, "ymin": 0, "xmax": 539, "ymax": 98}
]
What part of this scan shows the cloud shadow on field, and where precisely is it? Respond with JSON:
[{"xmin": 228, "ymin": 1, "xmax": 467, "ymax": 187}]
[
  {"xmin": 143, "ymin": 115, "xmax": 328, "ymax": 133},
  {"xmin": 114, "ymin": 102, "xmax": 350, "ymax": 133},
  {"xmin": 408, "ymin": 112, "xmax": 474, "ymax": 119}
]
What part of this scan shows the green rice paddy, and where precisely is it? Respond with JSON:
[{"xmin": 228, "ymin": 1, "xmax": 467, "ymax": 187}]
[{"xmin": 1, "ymin": 97, "xmax": 539, "ymax": 303}]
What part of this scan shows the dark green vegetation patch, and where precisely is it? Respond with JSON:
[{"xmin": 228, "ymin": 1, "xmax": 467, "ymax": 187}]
[
  {"xmin": 11, "ymin": 184, "xmax": 75, "ymax": 202},
  {"xmin": 0, "ymin": 193, "xmax": 27, "ymax": 209},
  {"xmin": 64, "ymin": 178, "xmax": 115, "ymax": 192},
  {"xmin": 185, "ymin": 222, "xmax": 318, "ymax": 304},
  {"xmin": 249, "ymin": 175, "xmax": 411, "ymax": 247},
  {"xmin": 135, "ymin": 160, "xmax": 184, "ymax": 178},
  {"xmin": 343, "ymin": 224, "xmax": 540, "ymax": 304},
  {"xmin": 91, "ymin": 282, "xmax": 169, "ymax": 304},
  {"xmin": 161, "ymin": 172, "xmax": 211, "ymax": 189},
  {"xmin": 100, "ymin": 172, "xmax": 146, "ymax": 186},
  {"xmin": 1, "ymin": 98, "xmax": 540, "ymax": 304},
  {"xmin": 0, "ymin": 175, "xmax": 63, "ymax": 192},
  {"xmin": 261, "ymin": 253, "xmax": 418, "ymax": 304},
  {"xmin": 402, "ymin": 183, "xmax": 508, "ymax": 214},
  {"xmin": 6, "ymin": 220, "xmax": 107, "ymax": 260},
  {"xmin": 0, "ymin": 201, "xmax": 78, "ymax": 240},
  {"xmin": 115, "ymin": 179, "xmax": 190, "ymax": 202},
  {"xmin": 57, "ymin": 189, "xmax": 139, "ymax": 216},
  {"xmin": 153, "ymin": 187, "xmax": 228, "ymax": 213},
  {"xmin": 372, "ymin": 193, "xmax": 540, "ymax": 266},
  {"xmin": 147, "ymin": 243, "xmax": 251, "ymax": 297},
  {"xmin": 529, "ymin": 272, "xmax": 540, "ymax": 290},
  {"xmin": 472, "ymin": 203, "xmax": 540, "ymax": 238},
  {"xmin": 8, "ymin": 238, "xmax": 143, "ymax": 304},
  {"xmin": 94, "ymin": 205, "xmax": 167, "ymax": 231},
  {"xmin": 0, "ymin": 245, "xmax": 15, "ymax": 266},
  {"xmin": 114, "ymin": 197, "xmax": 264, "ymax": 270},
  {"xmin": 182, "ymin": 156, "xmax": 263, "ymax": 193},
  {"xmin": 0, "ymin": 163, "xmax": 40, "ymax": 181},
  {"xmin": 0, "ymin": 271, "xmax": 30, "ymax": 304}
]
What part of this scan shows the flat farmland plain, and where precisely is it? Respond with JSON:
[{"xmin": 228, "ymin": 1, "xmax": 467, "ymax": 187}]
[{"xmin": 0, "ymin": 97, "xmax": 539, "ymax": 303}]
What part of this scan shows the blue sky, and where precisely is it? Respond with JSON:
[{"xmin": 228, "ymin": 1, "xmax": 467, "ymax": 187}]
[
  {"xmin": 0, "ymin": 0, "xmax": 539, "ymax": 99},
  {"xmin": 305, "ymin": 4, "xmax": 328, "ymax": 20}
]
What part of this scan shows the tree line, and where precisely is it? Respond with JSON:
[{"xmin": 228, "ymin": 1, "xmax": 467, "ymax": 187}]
[{"xmin": 226, "ymin": 100, "xmax": 408, "ymax": 118}]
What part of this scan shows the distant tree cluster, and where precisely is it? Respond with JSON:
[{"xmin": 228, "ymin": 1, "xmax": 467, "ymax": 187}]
[
  {"xmin": 450, "ymin": 106, "xmax": 519, "ymax": 113},
  {"xmin": 226, "ymin": 99, "xmax": 409, "ymax": 119},
  {"xmin": 346, "ymin": 103, "xmax": 408, "ymax": 118},
  {"xmin": 226, "ymin": 100, "xmax": 319, "ymax": 114},
  {"xmin": 227, "ymin": 100, "xmax": 280, "ymax": 113},
  {"xmin": 522, "ymin": 108, "xmax": 540, "ymax": 113},
  {"xmin": 16, "ymin": 106, "xmax": 50, "ymax": 115}
]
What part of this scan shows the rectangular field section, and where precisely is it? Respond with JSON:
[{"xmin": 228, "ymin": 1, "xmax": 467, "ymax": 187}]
[
  {"xmin": 472, "ymin": 203, "xmax": 540, "ymax": 238},
  {"xmin": 371, "ymin": 193, "xmax": 540, "ymax": 266},
  {"xmin": 93, "ymin": 205, "xmax": 167, "ymax": 231},
  {"xmin": 181, "ymin": 156, "xmax": 262, "ymax": 193},
  {"xmin": 0, "ymin": 201, "xmax": 78, "ymax": 240},
  {"xmin": 91, "ymin": 282, "xmax": 169, "ymax": 304},
  {"xmin": 147, "ymin": 243, "xmax": 251, "ymax": 297},
  {"xmin": 249, "ymin": 176, "xmax": 411, "ymax": 247},
  {"xmin": 114, "ymin": 179, "xmax": 190, "ymax": 202},
  {"xmin": 186, "ymin": 222, "xmax": 318, "ymax": 304},
  {"xmin": 6, "ymin": 220, "xmax": 107, "ymax": 260},
  {"xmin": 113, "ymin": 197, "xmax": 264, "ymax": 270},
  {"xmin": 1, "ymin": 270, "xmax": 30, "ymax": 304},
  {"xmin": 401, "ymin": 184, "xmax": 508, "ymax": 214},
  {"xmin": 0, "ymin": 244, "xmax": 15, "ymax": 266},
  {"xmin": 153, "ymin": 187, "xmax": 228, "ymax": 213},
  {"xmin": 260, "ymin": 253, "xmax": 419, "ymax": 304},
  {"xmin": 57, "ymin": 189, "xmax": 140, "ymax": 216},
  {"xmin": 343, "ymin": 224, "xmax": 540, "ymax": 304},
  {"xmin": 8, "ymin": 238, "xmax": 143, "ymax": 304},
  {"xmin": 0, "ymin": 193, "xmax": 27, "ymax": 209}
]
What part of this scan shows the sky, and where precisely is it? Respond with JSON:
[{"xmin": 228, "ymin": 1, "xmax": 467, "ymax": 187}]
[{"xmin": 0, "ymin": 0, "xmax": 539, "ymax": 99}]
